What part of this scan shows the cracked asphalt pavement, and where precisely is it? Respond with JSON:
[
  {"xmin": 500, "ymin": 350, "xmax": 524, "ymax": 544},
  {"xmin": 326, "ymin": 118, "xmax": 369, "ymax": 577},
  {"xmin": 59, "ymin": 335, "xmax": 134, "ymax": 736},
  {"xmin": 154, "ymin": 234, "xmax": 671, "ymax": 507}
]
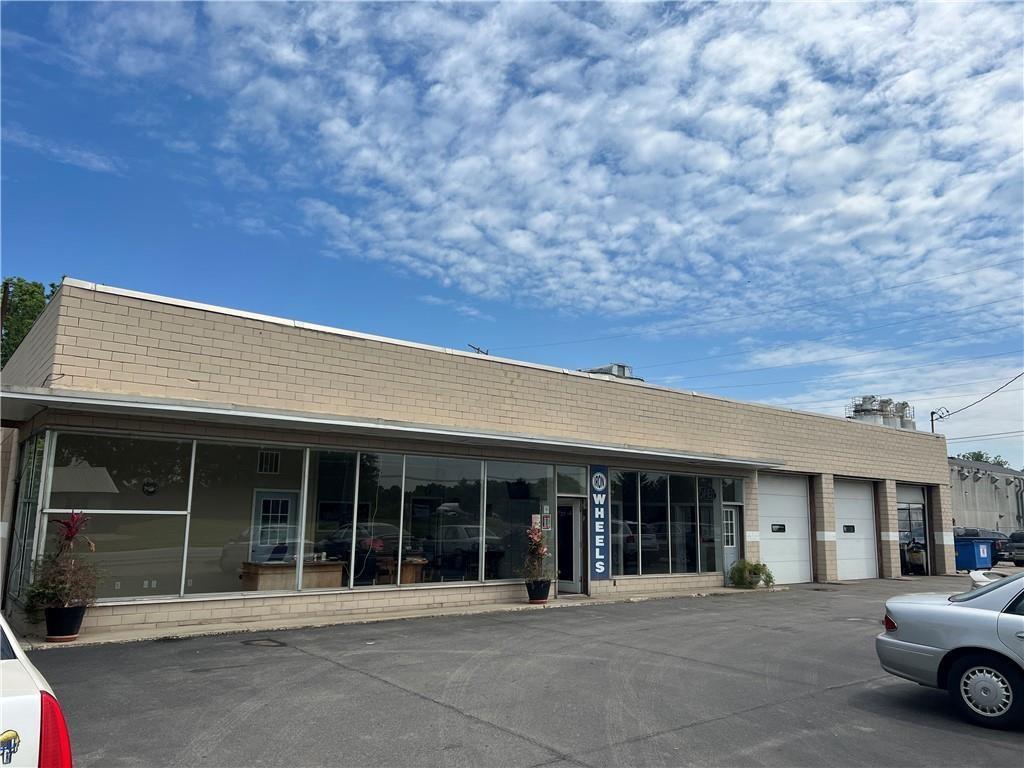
[{"xmin": 29, "ymin": 576, "xmax": 1021, "ymax": 767}]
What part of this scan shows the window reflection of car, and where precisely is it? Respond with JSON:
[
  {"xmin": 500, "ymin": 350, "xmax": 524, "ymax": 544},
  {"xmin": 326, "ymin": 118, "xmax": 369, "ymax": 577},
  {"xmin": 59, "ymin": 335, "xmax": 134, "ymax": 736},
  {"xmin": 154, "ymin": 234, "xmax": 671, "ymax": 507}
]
[
  {"xmin": 610, "ymin": 521, "xmax": 657, "ymax": 553},
  {"xmin": 429, "ymin": 525, "xmax": 500, "ymax": 556},
  {"xmin": 219, "ymin": 528, "xmax": 310, "ymax": 572},
  {"xmin": 316, "ymin": 523, "xmax": 403, "ymax": 560}
]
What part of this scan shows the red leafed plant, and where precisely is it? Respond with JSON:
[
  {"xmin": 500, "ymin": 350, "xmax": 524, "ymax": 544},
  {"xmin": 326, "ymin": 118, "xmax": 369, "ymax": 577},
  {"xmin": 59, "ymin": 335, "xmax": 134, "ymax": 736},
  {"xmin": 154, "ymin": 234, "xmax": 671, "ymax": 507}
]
[
  {"xmin": 24, "ymin": 511, "xmax": 98, "ymax": 614},
  {"xmin": 51, "ymin": 510, "xmax": 95, "ymax": 557},
  {"xmin": 522, "ymin": 525, "xmax": 550, "ymax": 582}
]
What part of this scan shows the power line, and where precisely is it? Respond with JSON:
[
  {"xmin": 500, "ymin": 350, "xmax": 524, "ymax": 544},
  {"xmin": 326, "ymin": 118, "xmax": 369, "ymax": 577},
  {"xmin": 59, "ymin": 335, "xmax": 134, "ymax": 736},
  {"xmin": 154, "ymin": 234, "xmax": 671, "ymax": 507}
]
[
  {"xmin": 658, "ymin": 348, "xmax": 1022, "ymax": 391},
  {"xmin": 492, "ymin": 257, "xmax": 1022, "ymax": 352},
  {"xmin": 939, "ymin": 372, "xmax": 1024, "ymax": 419},
  {"xmin": 631, "ymin": 296, "xmax": 1019, "ymax": 372},
  {"xmin": 946, "ymin": 431, "xmax": 1024, "ymax": 442},
  {"xmin": 641, "ymin": 323, "xmax": 1021, "ymax": 379}
]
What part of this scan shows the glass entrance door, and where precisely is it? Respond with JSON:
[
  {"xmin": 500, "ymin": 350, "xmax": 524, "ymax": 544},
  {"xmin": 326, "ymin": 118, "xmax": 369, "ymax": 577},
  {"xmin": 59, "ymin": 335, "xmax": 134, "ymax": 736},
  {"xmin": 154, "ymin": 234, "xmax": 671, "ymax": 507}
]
[{"xmin": 557, "ymin": 499, "xmax": 581, "ymax": 593}]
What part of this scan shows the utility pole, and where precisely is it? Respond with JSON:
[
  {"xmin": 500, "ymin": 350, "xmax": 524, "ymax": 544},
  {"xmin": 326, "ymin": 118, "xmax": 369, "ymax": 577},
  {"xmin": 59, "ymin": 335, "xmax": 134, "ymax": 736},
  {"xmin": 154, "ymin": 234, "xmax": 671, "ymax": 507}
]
[{"xmin": 930, "ymin": 407, "xmax": 949, "ymax": 433}]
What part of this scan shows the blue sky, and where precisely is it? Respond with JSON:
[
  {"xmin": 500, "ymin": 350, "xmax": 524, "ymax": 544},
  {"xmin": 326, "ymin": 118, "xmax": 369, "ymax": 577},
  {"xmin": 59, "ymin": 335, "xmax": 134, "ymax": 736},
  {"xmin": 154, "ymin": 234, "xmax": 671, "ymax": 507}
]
[{"xmin": 2, "ymin": 2, "xmax": 1023, "ymax": 466}]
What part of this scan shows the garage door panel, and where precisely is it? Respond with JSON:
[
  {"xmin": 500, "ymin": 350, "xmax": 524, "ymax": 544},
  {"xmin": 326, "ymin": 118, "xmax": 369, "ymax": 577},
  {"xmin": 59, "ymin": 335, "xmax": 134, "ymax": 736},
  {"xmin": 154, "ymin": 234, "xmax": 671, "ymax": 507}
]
[
  {"xmin": 835, "ymin": 480, "xmax": 877, "ymax": 580},
  {"xmin": 759, "ymin": 474, "xmax": 811, "ymax": 585}
]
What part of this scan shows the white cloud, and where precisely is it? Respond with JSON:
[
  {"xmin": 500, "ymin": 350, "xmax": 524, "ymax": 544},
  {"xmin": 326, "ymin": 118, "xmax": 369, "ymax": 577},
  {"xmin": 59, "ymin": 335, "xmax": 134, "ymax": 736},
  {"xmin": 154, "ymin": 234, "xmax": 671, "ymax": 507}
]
[
  {"xmin": 418, "ymin": 295, "xmax": 495, "ymax": 323},
  {"xmin": 2, "ymin": 126, "xmax": 122, "ymax": 174},
  {"xmin": 38, "ymin": 2, "xmax": 1021, "ymax": 327}
]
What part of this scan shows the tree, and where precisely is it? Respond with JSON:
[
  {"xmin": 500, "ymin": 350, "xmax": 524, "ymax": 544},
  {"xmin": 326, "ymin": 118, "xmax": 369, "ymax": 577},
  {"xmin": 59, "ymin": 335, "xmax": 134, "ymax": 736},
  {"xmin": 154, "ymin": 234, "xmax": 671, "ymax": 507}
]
[
  {"xmin": 1, "ymin": 277, "xmax": 58, "ymax": 367},
  {"xmin": 956, "ymin": 450, "xmax": 1010, "ymax": 468}
]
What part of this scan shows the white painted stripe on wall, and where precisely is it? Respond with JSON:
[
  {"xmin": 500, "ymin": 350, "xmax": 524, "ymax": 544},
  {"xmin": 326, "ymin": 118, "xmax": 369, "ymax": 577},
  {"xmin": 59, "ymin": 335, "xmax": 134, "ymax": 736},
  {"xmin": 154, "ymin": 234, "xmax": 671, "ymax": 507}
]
[
  {"xmin": 880, "ymin": 531, "xmax": 899, "ymax": 541},
  {"xmin": 745, "ymin": 531, "xmax": 761, "ymax": 542},
  {"xmin": 934, "ymin": 531, "xmax": 954, "ymax": 546},
  {"xmin": 816, "ymin": 531, "xmax": 837, "ymax": 541}
]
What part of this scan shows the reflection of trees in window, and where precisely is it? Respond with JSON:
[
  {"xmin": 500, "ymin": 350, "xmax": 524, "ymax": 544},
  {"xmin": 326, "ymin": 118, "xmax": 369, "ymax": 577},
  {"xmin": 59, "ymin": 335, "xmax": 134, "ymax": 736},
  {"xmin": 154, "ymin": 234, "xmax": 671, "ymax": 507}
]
[
  {"xmin": 50, "ymin": 434, "xmax": 192, "ymax": 510},
  {"xmin": 485, "ymin": 463, "xmax": 552, "ymax": 581}
]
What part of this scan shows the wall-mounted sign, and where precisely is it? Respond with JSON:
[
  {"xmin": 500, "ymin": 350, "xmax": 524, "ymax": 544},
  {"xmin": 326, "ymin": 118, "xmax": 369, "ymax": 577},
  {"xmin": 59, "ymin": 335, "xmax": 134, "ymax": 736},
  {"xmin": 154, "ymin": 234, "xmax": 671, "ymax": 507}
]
[
  {"xmin": 590, "ymin": 465, "xmax": 610, "ymax": 580},
  {"xmin": 541, "ymin": 513, "xmax": 552, "ymax": 531},
  {"xmin": 771, "ymin": 523, "xmax": 786, "ymax": 533},
  {"xmin": 843, "ymin": 525, "xmax": 855, "ymax": 533},
  {"xmin": 531, "ymin": 513, "xmax": 541, "ymax": 528}
]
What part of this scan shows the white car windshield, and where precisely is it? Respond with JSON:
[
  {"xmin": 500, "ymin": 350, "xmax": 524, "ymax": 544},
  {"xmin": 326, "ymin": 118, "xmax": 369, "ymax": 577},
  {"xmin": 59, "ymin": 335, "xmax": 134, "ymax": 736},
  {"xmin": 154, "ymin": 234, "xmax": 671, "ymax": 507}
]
[{"xmin": 949, "ymin": 571, "xmax": 1024, "ymax": 602}]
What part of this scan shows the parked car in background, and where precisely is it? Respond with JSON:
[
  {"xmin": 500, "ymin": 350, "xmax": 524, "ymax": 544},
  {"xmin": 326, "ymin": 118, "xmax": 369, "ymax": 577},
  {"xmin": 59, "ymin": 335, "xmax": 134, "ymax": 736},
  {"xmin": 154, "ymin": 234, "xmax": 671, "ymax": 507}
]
[
  {"xmin": 876, "ymin": 572, "xmax": 1024, "ymax": 729},
  {"xmin": 1010, "ymin": 531, "xmax": 1024, "ymax": 567},
  {"xmin": 954, "ymin": 527, "xmax": 1011, "ymax": 564},
  {"xmin": 0, "ymin": 615, "xmax": 74, "ymax": 767}
]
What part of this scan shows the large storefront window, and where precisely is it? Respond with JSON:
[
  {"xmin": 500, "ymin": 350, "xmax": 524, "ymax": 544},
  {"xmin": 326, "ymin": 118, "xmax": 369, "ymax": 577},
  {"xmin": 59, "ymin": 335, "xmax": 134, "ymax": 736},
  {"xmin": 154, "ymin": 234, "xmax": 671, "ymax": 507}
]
[
  {"xmin": 302, "ymin": 451, "xmax": 357, "ymax": 589},
  {"xmin": 185, "ymin": 443, "xmax": 304, "ymax": 594},
  {"xmin": 611, "ymin": 470, "xmax": 739, "ymax": 576},
  {"xmin": 15, "ymin": 429, "xmax": 749, "ymax": 603},
  {"xmin": 556, "ymin": 466, "xmax": 588, "ymax": 496},
  {"xmin": 698, "ymin": 477, "xmax": 719, "ymax": 572},
  {"xmin": 49, "ymin": 433, "xmax": 192, "ymax": 511},
  {"xmin": 45, "ymin": 513, "xmax": 186, "ymax": 599},
  {"xmin": 352, "ymin": 453, "xmax": 404, "ymax": 587},
  {"xmin": 669, "ymin": 475, "xmax": 698, "ymax": 573},
  {"xmin": 485, "ymin": 461, "xmax": 553, "ymax": 581},
  {"xmin": 611, "ymin": 471, "xmax": 640, "ymax": 576},
  {"xmin": 403, "ymin": 455, "xmax": 482, "ymax": 583},
  {"xmin": 640, "ymin": 473, "xmax": 670, "ymax": 574}
]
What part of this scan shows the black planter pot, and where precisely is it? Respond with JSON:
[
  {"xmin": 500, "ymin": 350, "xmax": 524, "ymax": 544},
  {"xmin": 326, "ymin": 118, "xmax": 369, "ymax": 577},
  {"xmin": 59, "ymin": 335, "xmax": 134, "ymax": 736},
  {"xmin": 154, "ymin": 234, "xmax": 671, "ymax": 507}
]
[
  {"xmin": 44, "ymin": 606, "xmax": 87, "ymax": 642},
  {"xmin": 525, "ymin": 579, "xmax": 552, "ymax": 604}
]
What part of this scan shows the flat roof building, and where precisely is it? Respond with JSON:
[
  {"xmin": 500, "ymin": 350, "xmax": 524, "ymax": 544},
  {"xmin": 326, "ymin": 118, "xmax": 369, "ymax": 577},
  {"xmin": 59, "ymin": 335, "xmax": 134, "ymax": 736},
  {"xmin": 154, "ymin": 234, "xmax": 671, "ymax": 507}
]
[{"xmin": 1, "ymin": 278, "xmax": 955, "ymax": 638}]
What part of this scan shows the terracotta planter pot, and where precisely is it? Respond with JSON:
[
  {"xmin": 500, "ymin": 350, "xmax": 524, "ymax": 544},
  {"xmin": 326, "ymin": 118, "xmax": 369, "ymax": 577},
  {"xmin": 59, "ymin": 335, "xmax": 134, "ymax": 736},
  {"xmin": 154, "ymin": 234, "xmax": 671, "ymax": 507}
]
[
  {"xmin": 525, "ymin": 579, "xmax": 551, "ymax": 604},
  {"xmin": 44, "ymin": 606, "xmax": 87, "ymax": 642}
]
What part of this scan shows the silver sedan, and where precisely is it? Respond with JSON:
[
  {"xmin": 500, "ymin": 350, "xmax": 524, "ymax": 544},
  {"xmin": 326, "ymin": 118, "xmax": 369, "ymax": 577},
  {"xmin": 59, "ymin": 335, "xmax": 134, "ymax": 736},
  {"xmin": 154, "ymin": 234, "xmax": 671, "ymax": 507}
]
[{"xmin": 876, "ymin": 572, "xmax": 1024, "ymax": 729}]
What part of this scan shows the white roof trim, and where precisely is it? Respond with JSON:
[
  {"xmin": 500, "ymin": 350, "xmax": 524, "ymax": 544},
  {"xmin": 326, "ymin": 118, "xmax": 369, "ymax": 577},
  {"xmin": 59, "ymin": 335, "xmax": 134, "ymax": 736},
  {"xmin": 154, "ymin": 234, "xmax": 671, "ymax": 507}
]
[{"xmin": 1, "ymin": 386, "xmax": 784, "ymax": 469}]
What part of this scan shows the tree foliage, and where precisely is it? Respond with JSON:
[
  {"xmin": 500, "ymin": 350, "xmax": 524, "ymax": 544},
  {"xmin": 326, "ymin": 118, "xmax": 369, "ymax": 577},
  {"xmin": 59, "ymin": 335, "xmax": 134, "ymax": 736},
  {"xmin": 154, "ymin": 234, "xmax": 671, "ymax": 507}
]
[
  {"xmin": 1, "ymin": 277, "xmax": 58, "ymax": 367},
  {"xmin": 956, "ymin": 450, "xmax": 1010, "ymax": 468}
]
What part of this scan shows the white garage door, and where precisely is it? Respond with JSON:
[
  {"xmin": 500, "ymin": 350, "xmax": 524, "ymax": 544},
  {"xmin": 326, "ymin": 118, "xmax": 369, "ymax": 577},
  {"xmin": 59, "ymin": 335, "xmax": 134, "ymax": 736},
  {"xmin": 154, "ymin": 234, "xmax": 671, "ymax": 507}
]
[
  {"xmin": 758, "ymin": 474, "xmax": 812, "ymax": 584},
  {"xmin": 835, "ymin": 480, "xmax": 878, "ymax": 580}
]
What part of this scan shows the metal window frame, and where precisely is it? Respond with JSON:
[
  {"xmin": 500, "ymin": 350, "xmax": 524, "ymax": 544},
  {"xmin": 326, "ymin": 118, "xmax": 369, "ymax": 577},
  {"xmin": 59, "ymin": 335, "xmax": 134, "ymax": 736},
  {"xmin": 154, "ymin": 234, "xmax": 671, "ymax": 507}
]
[
  {"xmin": 396, "ymin": 454, "xmax": 407, "ymax": 587},
  {"xmin": 479, "ymin": 461, "xmax": 487, "ymax": 583},
  {"xmin": 178, "ymin": 441, "xmax": 198, "ymax": 596}
]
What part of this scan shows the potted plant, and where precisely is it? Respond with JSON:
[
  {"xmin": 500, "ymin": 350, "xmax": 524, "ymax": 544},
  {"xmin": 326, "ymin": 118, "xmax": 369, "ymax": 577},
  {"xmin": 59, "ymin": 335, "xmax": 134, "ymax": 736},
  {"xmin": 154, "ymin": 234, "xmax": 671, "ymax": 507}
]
[
  {"xmin": 522, "ymin": 525, "xmax": 552, "ymax": 604},
  {"xmin": 728, "ymin": 559, "xmax": 776, "ymax": 589},
  {"xmin": 25, "ymin": 511, "xmax": 98, "ymax": 642}
]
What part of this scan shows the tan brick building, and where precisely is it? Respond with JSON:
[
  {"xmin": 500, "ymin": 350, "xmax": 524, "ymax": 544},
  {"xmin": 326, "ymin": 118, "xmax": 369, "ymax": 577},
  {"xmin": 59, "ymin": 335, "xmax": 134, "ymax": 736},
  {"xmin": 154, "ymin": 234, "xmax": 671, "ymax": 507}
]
[{"xmin": 1, "ymin": 278, "xmax": 954, "ymax": 638}]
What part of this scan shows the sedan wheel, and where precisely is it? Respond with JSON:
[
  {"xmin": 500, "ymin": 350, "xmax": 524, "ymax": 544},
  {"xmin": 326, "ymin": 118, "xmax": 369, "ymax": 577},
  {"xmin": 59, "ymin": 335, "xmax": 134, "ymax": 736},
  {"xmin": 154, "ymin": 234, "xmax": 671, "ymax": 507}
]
[{"xmin": 949, "ymin": 655, "xmax": 1023, "ymax": 729}]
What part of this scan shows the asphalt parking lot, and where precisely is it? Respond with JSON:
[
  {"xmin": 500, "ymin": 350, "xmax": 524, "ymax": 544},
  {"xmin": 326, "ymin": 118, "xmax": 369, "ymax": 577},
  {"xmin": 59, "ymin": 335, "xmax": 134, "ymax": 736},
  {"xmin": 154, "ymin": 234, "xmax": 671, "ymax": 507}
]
[{"xmin": 30, "ymin": 575, "xmax": 1021, "ymax": 767}]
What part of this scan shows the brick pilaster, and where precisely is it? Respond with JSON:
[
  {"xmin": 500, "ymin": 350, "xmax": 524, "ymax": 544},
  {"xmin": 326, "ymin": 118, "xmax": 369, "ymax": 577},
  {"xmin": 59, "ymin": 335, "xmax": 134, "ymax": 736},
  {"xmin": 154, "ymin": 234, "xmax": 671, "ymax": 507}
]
[
  {"xmin": 812, "ymin": 474, "xmax": 837, "ymax": 582},
  {"xmin": 875, "ymin": 480, "xmax": 901, "ymax": 579},
  {"xmin": 929, "ymin": 484, "xmax": 956, "ymax": 575}
]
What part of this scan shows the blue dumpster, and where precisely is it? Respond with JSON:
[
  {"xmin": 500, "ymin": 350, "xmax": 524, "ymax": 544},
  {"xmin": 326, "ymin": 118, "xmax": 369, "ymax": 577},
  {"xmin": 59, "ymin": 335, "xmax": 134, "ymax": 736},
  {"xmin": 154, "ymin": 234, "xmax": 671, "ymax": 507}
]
[{"xmin": 955, "ymin": 539, "xmax": 992, "ymax": 571}]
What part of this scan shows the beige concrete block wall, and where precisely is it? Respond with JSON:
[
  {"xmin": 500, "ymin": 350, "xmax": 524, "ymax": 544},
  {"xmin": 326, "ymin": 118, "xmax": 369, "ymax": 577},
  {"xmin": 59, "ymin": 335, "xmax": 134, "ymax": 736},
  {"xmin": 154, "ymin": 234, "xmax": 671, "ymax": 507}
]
[
  {"xmin": 930, "ymin": 484, "xmax": 956, "ymax": 575},
  {"xmin": 589, "ymin": 573, "xmax": 725, "ymax": 595},
  {"xmin": 15, "ymin": 582, "xmax": 527, "ymax": 638},
  {"xmin": 876, "ymin": 480, "xmax": 901, "ymax": 579},
  {"xmin": 0, "ymin": 290, "xmax": 62, "ymax": 391},
  {"xmin": 3, "ymin": 281, "xmax": 952, "ymax": 486},
  {"xmin": 812, "ymin": 474, "xmax": 838, "ymax": 582},
  {"xmin": 742, "ymin": 472, "xmax": 760, "ymax": 564}
]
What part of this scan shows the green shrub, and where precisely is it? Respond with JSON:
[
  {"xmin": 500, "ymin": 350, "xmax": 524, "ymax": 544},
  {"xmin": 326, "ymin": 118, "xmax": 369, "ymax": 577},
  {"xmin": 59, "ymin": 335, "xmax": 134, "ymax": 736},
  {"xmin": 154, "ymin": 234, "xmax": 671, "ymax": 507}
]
[{"xmin": 729, "ymin": 559, "xmax": 775, "ymax": 589}]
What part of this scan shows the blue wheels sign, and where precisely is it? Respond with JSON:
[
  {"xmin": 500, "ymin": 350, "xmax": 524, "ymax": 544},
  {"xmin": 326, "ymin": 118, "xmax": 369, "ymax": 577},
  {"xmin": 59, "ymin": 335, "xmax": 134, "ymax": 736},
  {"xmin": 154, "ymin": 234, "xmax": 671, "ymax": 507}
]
[{"xmin": 590, "ymin": 465, "xmax": 610, "ymax": 580}]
